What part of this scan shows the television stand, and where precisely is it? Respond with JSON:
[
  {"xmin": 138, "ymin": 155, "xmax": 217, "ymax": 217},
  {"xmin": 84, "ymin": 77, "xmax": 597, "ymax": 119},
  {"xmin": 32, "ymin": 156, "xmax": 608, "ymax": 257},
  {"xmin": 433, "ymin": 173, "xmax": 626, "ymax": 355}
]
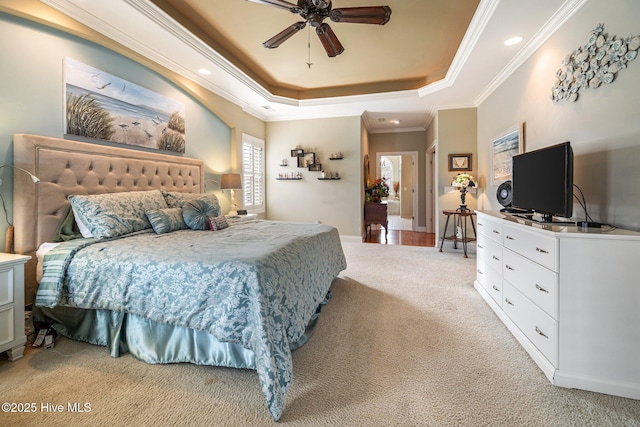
[{"xmin": 475, "ymin": 211, "xmax": 640, "ymax": 401}]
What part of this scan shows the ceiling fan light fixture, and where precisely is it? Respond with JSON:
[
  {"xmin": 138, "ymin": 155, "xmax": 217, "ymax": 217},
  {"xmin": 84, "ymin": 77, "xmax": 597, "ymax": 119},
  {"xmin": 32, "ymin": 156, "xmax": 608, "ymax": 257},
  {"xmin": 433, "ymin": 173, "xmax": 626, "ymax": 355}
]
[{"xmin": 249, "ymin": 0, "xmax": 391, "ymax": 57}]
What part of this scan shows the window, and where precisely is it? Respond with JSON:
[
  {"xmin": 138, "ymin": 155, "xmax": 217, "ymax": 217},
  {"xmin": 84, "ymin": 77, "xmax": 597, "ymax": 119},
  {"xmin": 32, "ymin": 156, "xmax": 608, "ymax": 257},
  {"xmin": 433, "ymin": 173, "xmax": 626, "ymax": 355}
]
[{"xmin": 242, "ymin": 134, "xmax": 264, "ymax": 213}]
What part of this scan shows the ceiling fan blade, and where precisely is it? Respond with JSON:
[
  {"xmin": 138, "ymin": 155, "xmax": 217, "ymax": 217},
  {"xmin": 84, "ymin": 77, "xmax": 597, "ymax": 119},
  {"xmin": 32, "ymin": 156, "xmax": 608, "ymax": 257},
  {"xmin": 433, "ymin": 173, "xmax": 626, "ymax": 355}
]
[
  {"xmin": 245, "ymin": 0, "xmax": 302, "ymax": 14},
  {"xmin": 263, "ymin": 22, "xmax": 307, "ymax": 49},
  {"xmin": 316, "ymin": 23, "xmax": 344, "ymax": 57},
  {"xmin": 329, "ymin": 6, "xmax": 392, "ymax": 25}
]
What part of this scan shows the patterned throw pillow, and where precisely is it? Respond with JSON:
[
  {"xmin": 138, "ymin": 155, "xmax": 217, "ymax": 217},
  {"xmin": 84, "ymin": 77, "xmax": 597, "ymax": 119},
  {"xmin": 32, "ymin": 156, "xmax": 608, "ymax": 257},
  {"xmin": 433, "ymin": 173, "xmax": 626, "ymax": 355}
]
[
  {"xmin": 182, "ymin": 198, "xmax": 219, "ymax": 230},
  {"xmin": 146, "ymin": 207, "xmax": 188, "ymax": 234},
  {"xmin": 161, "ymin": 190, "xmax": 221, "ymax": 217},
  {"xmin": 68, "ymin": 190, "xmax": 168, "ymax": 239},
  {"xmin": 208, "ymin": 215, "xmax": 229, "ymax": 231}
]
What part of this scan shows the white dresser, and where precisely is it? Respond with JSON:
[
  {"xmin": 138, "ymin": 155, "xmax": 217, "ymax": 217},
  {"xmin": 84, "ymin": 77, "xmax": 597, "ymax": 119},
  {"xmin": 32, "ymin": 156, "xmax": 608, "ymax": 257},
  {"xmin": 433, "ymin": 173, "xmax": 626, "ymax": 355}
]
[
  {"xmin": 0, "ymin": 253, "xmax": 31, "ymax": 361},
  {"xmin": 475, "ymin": 210, "xmax": 640, "ymax": 400}
]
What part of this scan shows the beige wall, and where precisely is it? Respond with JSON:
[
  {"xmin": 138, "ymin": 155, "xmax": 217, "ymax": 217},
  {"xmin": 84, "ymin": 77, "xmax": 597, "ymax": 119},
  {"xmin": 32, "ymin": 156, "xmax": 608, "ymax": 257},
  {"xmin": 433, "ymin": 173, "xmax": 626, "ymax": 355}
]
[
  {"xmin": 433, "ymin": 108, "xmax": 478, "ymax": 239},
  {"xmin": 368, "ymin": 131, "xmax": 427, "ymax": 229},
  {"xmin": 265, "ymin": 116, "xmax": 362, "ymax": 237},
  {"xmin": 477, "ymin": 0, "xmax": 640, "ymax": 231}
]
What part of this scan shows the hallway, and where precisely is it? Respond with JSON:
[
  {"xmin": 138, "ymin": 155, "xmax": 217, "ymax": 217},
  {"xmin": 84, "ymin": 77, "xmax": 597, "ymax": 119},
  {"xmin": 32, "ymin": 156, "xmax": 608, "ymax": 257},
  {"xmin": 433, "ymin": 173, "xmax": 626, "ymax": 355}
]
[{"xmin": 364, "ymin": 228, "xmax": 436, "ymax": 247}]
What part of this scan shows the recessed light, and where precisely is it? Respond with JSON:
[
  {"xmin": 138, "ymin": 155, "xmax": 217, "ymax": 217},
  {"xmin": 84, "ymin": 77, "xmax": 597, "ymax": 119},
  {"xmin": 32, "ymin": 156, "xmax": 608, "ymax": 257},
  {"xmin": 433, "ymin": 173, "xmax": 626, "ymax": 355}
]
[
  {"xmin": 198, "ymin": 68, "xmax": 211, "ymax": 75},
  {"xmin": 390, "ymin": 119, "xmax": 400, "ymax": 125},
  {"xmin": 504, "ymin": 36, "xmax": 523, "ymax": 46}
]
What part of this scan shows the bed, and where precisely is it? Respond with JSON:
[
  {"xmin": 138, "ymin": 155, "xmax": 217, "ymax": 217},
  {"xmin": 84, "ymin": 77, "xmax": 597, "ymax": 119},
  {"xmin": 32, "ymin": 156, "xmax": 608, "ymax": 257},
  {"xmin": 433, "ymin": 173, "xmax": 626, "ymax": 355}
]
[{"xmin": 12, "ymin": 134, "xmax": 347, "ymax": 421}]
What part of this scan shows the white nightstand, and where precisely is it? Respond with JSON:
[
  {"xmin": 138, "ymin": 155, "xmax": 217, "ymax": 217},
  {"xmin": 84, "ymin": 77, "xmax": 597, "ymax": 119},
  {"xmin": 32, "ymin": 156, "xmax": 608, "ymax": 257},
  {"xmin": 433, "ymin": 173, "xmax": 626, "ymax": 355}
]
[
  {"xmin": 225, "ymin": 213, "xmax": 258, "ymax": 225},
  {"xmin": 0, "ymin": 253, "xmax": 31, "ymax": 361}
]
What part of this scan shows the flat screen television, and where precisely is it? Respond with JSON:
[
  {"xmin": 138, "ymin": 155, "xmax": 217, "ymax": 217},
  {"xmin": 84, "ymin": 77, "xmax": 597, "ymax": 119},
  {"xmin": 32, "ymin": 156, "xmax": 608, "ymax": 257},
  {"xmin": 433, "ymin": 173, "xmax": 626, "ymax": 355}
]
[{"xmin": 511, "ymin": 141, "xmax": 573, "ymax": 222}]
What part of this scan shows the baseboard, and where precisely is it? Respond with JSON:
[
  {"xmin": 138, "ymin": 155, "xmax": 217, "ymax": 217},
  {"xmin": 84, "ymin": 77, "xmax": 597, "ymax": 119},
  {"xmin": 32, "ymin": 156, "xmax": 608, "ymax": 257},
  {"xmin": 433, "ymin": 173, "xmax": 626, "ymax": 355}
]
[
  {"xmin": 554, "ymin": 371, "xmax": 640, "ymax": 400},
  {"xmin": 340, "ymin": 235, "xmax": 364, "ymax": 243}
]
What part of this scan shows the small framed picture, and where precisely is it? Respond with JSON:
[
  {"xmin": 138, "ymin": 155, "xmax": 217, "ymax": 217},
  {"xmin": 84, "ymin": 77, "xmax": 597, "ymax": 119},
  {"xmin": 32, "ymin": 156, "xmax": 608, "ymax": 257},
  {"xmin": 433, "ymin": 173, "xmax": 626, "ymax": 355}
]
[{"xmin": 448, "ymin": 154, "xmax": 472, "ymax": 171}]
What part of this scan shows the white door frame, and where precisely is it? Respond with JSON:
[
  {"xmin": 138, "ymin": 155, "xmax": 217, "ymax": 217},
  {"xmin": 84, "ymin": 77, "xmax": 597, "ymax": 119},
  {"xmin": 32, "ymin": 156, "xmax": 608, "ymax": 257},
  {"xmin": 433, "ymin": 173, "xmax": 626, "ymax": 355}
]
[{"xmin": 376, "ymin": 151, "xmax": 419, "ymax": 232}]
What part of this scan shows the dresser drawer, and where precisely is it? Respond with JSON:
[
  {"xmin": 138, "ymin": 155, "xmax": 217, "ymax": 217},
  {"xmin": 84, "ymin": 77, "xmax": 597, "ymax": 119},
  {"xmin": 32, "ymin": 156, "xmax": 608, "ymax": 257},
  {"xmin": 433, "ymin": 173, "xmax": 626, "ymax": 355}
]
[
  {"xmin": 502, "ymin": 225, "xmax": 558, "ymax": 271},
  {"xmin": 0, "ymin": 306, "xmax": 14, "ymax": 346},
  {"xmin": 477, "ymin": 261, "xmax": 502, "ymax": 306},
  {"xmin": 476, "ymin": 215, "xmax": 503, "ymax": 243},
  {"xmin": 503, "ymin": 249, "xmax": 557, "ymax": 319},
  {"xmin": 503, "ymin": 282, "xmax": 557, "ymax": 365},
  {"xmin": 477, "ymin": 233, "xmax": 503, "ymax": 273}
]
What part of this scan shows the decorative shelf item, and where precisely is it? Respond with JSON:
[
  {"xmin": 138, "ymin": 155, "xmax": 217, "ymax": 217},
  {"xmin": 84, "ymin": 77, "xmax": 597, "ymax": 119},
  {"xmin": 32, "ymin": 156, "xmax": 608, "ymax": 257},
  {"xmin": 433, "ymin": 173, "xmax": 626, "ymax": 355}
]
[
  {"xmin": 280, "ymin": 158, "xmax": 288, "ymax": 166},
  {"xmin": 329, "ymin": 152, "xmax": 344, "ymax": 160},
  {"xmin": 276, "ymin": 177, "xmax": 302, "ymax": 180},
  {"xmin": 278, "ymin": 172, "xmax": 302, "ymax": 180}
]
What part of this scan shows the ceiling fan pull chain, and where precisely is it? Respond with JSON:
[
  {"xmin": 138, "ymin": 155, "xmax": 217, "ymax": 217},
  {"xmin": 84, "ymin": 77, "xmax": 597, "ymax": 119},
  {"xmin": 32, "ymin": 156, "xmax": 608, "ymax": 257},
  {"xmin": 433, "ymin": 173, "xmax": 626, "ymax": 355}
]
[{"xmin": 306, "ymin": 25, "xmax": 313, "ymax": 68}]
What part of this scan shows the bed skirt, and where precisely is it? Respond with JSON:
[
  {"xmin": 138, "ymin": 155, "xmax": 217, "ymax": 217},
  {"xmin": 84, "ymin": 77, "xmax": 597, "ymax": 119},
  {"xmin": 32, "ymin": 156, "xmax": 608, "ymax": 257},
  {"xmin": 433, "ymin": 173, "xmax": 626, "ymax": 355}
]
[{"xmin": 34, "ymin": 304, "xmax": 322, "ymax": 369}]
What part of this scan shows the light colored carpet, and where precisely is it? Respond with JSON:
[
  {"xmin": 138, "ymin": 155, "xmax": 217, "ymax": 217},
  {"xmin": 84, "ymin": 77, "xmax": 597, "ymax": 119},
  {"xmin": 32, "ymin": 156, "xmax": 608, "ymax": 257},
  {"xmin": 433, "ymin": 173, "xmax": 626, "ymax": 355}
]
[{"xmin": 1, "ymin": 242, "xmax": 639, "ymax": 426}]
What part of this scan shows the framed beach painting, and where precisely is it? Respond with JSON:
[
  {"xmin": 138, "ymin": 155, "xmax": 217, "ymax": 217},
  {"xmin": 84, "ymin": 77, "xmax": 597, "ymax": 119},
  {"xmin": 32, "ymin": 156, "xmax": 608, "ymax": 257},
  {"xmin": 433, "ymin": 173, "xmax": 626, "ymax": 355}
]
[
  {"xmin": 490, "ymin": 123, "xmax": 525, "ymax": 184},
  {"xmin": 64, "ymin": 57, "xmax": 186, "ymax": 153}
]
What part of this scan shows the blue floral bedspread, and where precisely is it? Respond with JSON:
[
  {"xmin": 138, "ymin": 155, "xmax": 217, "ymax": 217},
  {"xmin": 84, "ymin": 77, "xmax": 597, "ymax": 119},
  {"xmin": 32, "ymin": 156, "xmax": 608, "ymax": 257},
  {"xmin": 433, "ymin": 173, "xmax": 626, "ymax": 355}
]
[{"xmin": 36, "ymin": 220, "xmax": 347, "ymax": 420}]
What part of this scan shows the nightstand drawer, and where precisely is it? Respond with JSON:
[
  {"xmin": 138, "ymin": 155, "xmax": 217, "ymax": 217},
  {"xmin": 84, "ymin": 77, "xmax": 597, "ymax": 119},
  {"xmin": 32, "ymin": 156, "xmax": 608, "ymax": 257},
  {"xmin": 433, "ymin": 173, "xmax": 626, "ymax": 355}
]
[
  {"xmin": 0, "ymin": 306, "xmax": 14, "ymax": 346},
  {"xmin": 0, "ymin": 268, "xmax": 12, "ymax": 306}
]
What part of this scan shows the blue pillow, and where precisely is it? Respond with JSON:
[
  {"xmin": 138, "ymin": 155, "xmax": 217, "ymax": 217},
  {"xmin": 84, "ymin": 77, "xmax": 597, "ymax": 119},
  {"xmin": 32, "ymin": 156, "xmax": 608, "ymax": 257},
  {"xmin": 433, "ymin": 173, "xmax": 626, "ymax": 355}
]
[
  {"xmin": 68, "ymin": 190, "xmax": 167, "ymax": 239},
  {"xmin": 182, "ymin": 198, "xmax": 219, "ymax": 230},
  {"xmin": 146, "ymin": 207, "xmax": 187, "ymax": 234}
]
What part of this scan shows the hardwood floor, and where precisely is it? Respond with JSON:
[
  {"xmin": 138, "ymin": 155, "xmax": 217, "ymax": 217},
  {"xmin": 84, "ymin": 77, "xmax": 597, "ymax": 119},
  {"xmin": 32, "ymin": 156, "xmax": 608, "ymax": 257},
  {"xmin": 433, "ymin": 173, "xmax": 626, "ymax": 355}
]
[{"xmin": 364, "ymin": 228, "xmax": 436, "ymax": 247}]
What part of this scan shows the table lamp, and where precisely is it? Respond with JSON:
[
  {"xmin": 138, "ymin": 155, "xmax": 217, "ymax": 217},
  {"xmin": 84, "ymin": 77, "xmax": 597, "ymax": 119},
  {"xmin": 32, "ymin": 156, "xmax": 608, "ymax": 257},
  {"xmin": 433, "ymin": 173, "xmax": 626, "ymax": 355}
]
[{"xmin": 220, "ymin": 173, "xmax": 242, "ymax": 216}]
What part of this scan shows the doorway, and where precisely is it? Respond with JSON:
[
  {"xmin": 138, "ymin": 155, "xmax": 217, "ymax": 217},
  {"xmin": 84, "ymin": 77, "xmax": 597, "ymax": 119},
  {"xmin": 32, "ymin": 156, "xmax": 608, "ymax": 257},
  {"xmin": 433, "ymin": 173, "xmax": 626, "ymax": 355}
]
[{"xmin": 376, "ymin": 151, "xmax": 418, "ymax": 231}]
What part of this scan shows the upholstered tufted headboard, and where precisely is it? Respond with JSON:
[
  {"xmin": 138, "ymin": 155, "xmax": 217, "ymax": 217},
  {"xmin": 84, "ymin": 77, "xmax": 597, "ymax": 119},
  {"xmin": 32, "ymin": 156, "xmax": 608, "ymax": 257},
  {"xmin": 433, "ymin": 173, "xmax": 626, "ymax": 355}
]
[{"xmin": 12, "ymin": 133, "xmax": 205, "ymax": 304}]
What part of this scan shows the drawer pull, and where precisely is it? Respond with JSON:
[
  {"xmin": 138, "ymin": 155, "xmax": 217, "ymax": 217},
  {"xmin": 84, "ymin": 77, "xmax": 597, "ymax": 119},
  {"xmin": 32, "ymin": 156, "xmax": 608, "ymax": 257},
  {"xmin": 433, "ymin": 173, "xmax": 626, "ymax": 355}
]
[
  {"xmin": 492, "ymin": 255, "xmax": 500, "ymax": 261},
  {"xmin": 477, "ymin": 244, "xmax": 484, "ymax": 249},
  {"xmin": 477, "ymin": 269, "xmax": 483, "ymax": 275},
  {"xmin": 535, "ymin": 326, "xmax": 549, "ymax": 339},
  {"xmin": 478, "ymin": 222, "xmax": 484, "ymax": 227},
  {"xmin": 535, "ymin": 247, "xmax": 549, "ymax": 254},
  {"xmin": 492, "ymin": 285, "xmax": 500, "ymax": 292},
  {"xmin": 505, "ymin": 298, "xmax": 514, "ymax": 306},
  {"xmin": 535, "ymin": 284, "xmax": 549, "ymax": 293},
  {"xmin": 505, "ymin": 265, "xmax": 515, "ymax": 271},
  {"xmin": 492, "ymin": 230, "xmax": 501, "ymax": 235},
  {"xmin": 505, "ymin": 235, "xmax": 515, "ymax": 240}
]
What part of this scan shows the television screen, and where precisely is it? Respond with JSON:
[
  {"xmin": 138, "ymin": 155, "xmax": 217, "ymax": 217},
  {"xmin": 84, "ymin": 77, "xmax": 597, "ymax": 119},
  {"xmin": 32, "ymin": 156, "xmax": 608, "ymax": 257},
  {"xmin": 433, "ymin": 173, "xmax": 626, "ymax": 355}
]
[{"xmin": 511, "ymin": 142, "xmax": 573, "ymax": 222}]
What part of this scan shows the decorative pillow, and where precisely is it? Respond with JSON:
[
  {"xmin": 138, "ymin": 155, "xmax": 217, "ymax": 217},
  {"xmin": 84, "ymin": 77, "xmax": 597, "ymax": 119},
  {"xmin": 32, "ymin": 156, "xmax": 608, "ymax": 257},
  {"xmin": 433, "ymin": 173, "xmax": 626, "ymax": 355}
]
[
  {"xmin": 72, "ymin": 206, "xmax": 93, "ymax": 238},
  {"xmin": 146, "ymin": 207, "xmax": 187, "ymax": 234},
  {"xmin": 68, "ymin": 190, "xmax": 168, "ymax": 239},
  {"xmin": 208, "ymin": 215, "xmax": 229, "ymax": 231},
  {"xmin": 162, "ymin": 190, "xmax": 221, "ymax": 217},
  {"xmin": 182, "ymin": 198, "xmax": 219, "ymax": 230},
  {"xmin": 52, "ymin": 206, "xmax": 84, "ymax": 242}
]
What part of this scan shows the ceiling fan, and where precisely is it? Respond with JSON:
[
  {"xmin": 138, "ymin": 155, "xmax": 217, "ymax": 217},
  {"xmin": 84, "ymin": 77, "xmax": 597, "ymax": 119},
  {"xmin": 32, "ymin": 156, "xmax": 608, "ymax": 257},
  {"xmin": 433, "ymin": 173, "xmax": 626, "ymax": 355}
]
[{"xmin": 246, "ymin": 0, "xmax": 392, "ymax": 57}]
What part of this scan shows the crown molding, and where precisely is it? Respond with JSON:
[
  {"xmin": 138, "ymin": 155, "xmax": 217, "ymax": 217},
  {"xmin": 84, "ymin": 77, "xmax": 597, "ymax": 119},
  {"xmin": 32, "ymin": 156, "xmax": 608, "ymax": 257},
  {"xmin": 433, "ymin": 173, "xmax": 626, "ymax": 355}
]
[
  {"xmin": 473, "ymin": 0, "xmax": 588, "ymax": 106},
  {"xmin": 419, "ymin": 0, "xmax": 500, "ymax": 98}
]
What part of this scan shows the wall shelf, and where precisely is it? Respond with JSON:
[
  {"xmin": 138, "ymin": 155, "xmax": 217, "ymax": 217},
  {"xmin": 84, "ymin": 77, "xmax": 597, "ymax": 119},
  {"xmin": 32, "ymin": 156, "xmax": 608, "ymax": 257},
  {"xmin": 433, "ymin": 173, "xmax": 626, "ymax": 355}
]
[
  {"xmin": 276, "ymin": 178, "xmax": 302, "ymax": 180},
  {"xmin": 318, "ymin": 177, "xmax": 341, "ymax": 180}
]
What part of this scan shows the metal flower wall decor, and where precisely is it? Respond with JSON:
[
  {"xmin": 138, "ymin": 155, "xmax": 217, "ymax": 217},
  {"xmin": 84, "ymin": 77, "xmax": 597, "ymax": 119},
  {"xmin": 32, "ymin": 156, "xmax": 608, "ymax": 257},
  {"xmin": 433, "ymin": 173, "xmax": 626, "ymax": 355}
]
[{"xmin": 551, "ymin": 24, "xmax": 639, "ymax": 103}]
